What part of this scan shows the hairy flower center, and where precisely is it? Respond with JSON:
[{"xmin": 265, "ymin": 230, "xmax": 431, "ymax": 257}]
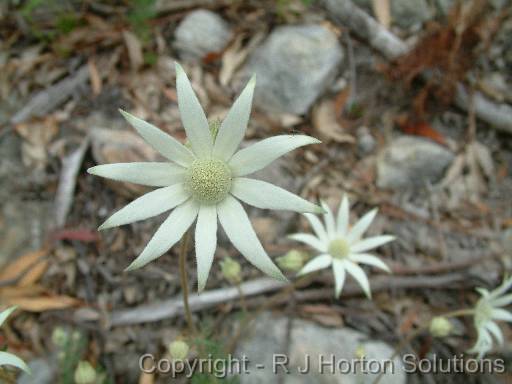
[
  {"xmin": 185, "ymin": 158, "xmax": 232, "ymax": 204},
  {"xmin": 328, "ymin": 238, "xmax": 350, "ymax": 259}
]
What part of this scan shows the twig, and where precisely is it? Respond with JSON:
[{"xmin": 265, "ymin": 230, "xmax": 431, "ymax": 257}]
[
  {"xmin": 321, "ymin": 0, "xmax": 512, "ymax": 134},
  {"xmin": 178, "ymin": 230, "xmax": 197, "ymax": 335},
  {"xmin": 107, "ymin": 272, "xmax": 468, "ymax": 327},
  {"xmin": 54, "ymin": 137, "xmax": 90, "ymax": 228},
  {"xmin": 10, "ymin": 65, "xmax": 89, "ymax": 125}
]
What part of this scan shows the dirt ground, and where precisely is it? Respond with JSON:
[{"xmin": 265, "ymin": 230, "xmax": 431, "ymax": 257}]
[{"xmin": 0, "ymin": 0, "xmax": 512, "ymax": 383}]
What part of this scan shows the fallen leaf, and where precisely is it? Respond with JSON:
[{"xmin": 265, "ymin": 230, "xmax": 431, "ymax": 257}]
[
  {"xmin": 372, "ymin": 0, "xmax": 391, "ymax": 29},
  {"xmin": 123, "ymin": 30, "xmax": 144, "ymax": 71},
  {"xmin": 312, "ymin": 99, "xmax": 355, "ymax": 143},
  {"xmin": 88, "ymin": 57, "xmax": 102, "ymax": 96},
  {"xmin": 396, "ymin": 116, "xmax": 446, "ymax": 146},
  {"xmin": 0, "ymin": 249, "xmax": 49, "ymax": 286},
  {"xmin": 5, "ymin": 295, "xmax": 80, "ymax": 312},
  {"xmin": 52, "ymin": 228, "xmax": 100, "ymax": 243}
]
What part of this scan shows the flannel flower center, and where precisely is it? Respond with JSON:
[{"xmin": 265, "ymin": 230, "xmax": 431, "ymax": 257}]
[
  {"xmin": 185, "ymin": 158, "xmax": 232, "ymax": 204},
  {"xmin": 328, "ymin": 238, "xmax": 350, "ymax": 259}
]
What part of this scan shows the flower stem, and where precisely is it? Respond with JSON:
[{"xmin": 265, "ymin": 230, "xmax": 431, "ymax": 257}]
[{"xmin": 178, "ymin": 230, "xmax": 197, "ymax": 335}]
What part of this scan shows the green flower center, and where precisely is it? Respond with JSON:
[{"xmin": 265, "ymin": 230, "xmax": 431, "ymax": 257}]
[
  {"xmin": 185, "ymin": 158, "xmax": 232, "ymax": 204},
  {"xmin": 328, "ymin": 238, "xmax": 350, "ymax": 259}
]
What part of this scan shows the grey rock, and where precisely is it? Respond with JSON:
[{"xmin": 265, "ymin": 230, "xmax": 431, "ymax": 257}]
[
  {"xmin": 244, "ymin": 25, "xmax": 343, "ymax": 114},
  {"xmin": 18, "ymin": 358, "xmax": 54, "ymax": 384},
  {"xmin": 236, "ymin": 312, "xmax": 405, "ymax": 384},
  {"xmin": 0, "ymin": 199, "xmax": 53, "ymax": 267},
  {"xmin": 391, "ymin": 0, "xmax": 432, "ymax": 28},
  {"xmin": 357, "ymin": 126, "xmax": 376, "ymax": 154},
  {"xmin": 174, "ymin": 10, "xmax": 232, "ymax": 61},
  {"xmin": 377, "ymin": 136, "xmax": 454, "ymax": 189}
]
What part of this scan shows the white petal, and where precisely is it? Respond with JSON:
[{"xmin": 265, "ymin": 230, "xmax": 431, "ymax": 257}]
[
  {"xmin": 337, "ymin": 195, "xmax": 349, "ymax": 236},
  {"xmin": 0, "ymin": 351, "xmax": 30, "ymax": 373},
  {"xmin": 288, "ymin": 233, "xmax": 327, "ymax": 253},
  {"xmin": 231, "ymin": 177, "xmax": 322, "ymax": 213},
  {"xmin": 350, "ymin": 235, "xmax": 395, "ymax": 253},
  {"xmin": 88, "ymin": 162, "xmax": 185, "ymax": 187},
  {"xmin": 229, "ymin": 135, "xmax": 320, "ymax": 177},
  {"xmin": 349, "ymin": 253, "xmax": 391, "ymax": 273},
  {"xmin": 321, "ymin": 201, "xmax": 336, "ymax": 237},
  {"xmin": 346, "ymin": 208, "xmax": 378, "ymax": 243},
  {"xmin": 491, "ymin": 294, "xmax": 512, "ymax": 307},
  {"xmin": 0, "ymin": 306, "xmax": 16, "ymax": 327},
  {"xmin": 304, "ymin": 213, "xmax": 328, "ymax": 243},
  {"xmin": 217, "ymin": 196, "xmax": 286, "ymax": 281},
  {"xmin": 332, "ymin": 259, "xmax": 346, "ymax": 298},
  {"xmin": 195, "ymin": 205, "xmax": 217, "ymax": 292},
  {"xmin": 485, "ymin": 321, "xmax": 504, "ymax": 344},
  {"xmin": 99, "ymin": 184, "xmax": 190, "ymax": 230},
  {"xmin": 491, "ymin": 308, "xmax": 512, "ymax": 322},
  {"xmin": 489, "ymin": 275, "xmax": 512, "ymax": 299},
  {"xmin": 213, "ymin": 76, "xmax": 255, "ymax": 161},
  {"xmin": 119, "ymin": 109, "xmax": 195, "ymax": 167},
  {"xmin": 298, "ymin": 254, "xmax": 332, "ymax": 276},
  {"xmin": 175, "ymin": 62, "xmax": 212, "ymax": 157},
  {"xmin": 343, "ymin": 260, "xmax": 372, "ymax": 298},
  {"xmin": 125, "ymin": 200, "xmax": 199, "ymax": 271}
]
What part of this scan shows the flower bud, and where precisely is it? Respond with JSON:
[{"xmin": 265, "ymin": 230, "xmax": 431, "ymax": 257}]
[
  {"xmin": 74, "ymin": 361, "xmax": 96, "ymax": 384},
  {"xmin": 277, "ymin": 250, "xmax": 306, "ymax": 272},
  {"xmin": 220, "ymin": 257, "xmax": 242, "ymax": 285},
  {"xmin": 429, "ymin": 316, "xmax": 453, "ymax": 338},
  {"xmin": 169, "ymin": 340, "xmax": 190, "ymax": 360},
  {"xmin": 51, "ymin": 327, "xmax": 68, "ymax": 348}
]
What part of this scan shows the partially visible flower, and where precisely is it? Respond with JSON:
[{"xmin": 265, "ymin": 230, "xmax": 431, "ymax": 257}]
[
  {"xmin": 88, "ymin": 63, "xmax": 322, "ymax": 291},
  {"xmin": 277, "ymin": 250, "xmax": 307, "ymax": 272},
  {"xmin": 429, "ymin": 316, "xmax": 453, "ymax": 338},
  {"xmin": 468, "ymin": 276, "xmax": 512, "ymax": 358},
  {"xmin": 290, "ymin": 195, "xmax": 394, "ymax": 298},
  {"xmin": 74, "ymin": 361, "xmax": 96, "ymax": 384},
  {"xmin": 0, "ymin": 307, "xmax": 30, "ymax": 373},
  {"xmin": 220, "ymin": 257, "xmax": 242, "ymax": 285},
  {"xmin": 169, "ymin": 340, "xmax": 190, "ymax": 360}
]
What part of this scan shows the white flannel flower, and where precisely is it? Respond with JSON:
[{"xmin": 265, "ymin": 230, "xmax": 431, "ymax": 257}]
[
  {"xmin": 468, "ymin": 276, "xmax": 512, "ymax": 358},
  {"xmin": 88, "ymin": 63, "xmax": 322, "ymax": 291},
  {"xmin": 0, "ymin": 307, "xmax": 30, "ymax": 373},
  {"xmin": 290, "ymin": 195, "xmax": 394, "ymax": 298}
]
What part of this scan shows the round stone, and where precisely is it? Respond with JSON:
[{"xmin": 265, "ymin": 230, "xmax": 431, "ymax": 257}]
[
  {"xmin": 328, "ymin": 238, "xmax": 350, "ymax": 259},
  {"xmin": 185, "ymin": 158, "xmax": 232, "ymax": 204}
]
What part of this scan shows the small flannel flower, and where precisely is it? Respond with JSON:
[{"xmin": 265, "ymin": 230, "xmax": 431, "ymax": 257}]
[
  {"xmin": 88, "ymin": 63, "xmax": 323, "ymax": 291},
  {"xmin": 468, "ymin": 275, "xmax": 512, "ymax": 358},
  {"xmin": 290, "ymin": 195, "xmax": 394, "ymax": 298},
  {"xmin": 0, "ymin": 307, "xmax": 30, "ymax": 373}
]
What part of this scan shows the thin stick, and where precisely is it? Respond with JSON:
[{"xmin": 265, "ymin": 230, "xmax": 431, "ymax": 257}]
[{"xmin": 178, "ymin": 230, "xmax": 197, "ymax": 335}]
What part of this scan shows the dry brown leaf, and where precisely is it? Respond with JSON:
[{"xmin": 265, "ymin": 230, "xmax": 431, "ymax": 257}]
[
  {"xmin": 123, "ymin": 30, "xmax": 144, "ymax": 71},
  {"xmin": 5, "ymin": 295, "xmax": 80, "ymax": 312},
  {"xmin": 88, "ymin": 57, "xmax": 102, "ymax": 96},
  {"xmin": 220, "ymin": 31, "xmax": 265, "ymax": 87},
  {"xmin": 0, "ymin": 249, "xmax": 49, "ymax": 285},
  {"xmin": 15, "ymin": 117, "xmax": 59, "ymax": 169},
  {"xmin": 0, "ymin": 285, "xmax": 47, "ymax": 299},
  {"xmin": 300, "ymin": 304, "xmax": 344, "ymax": 327},
  {"xmin": 312, "ymin": 100, "xmax": 355, "ymax": 144},
  {"xmin": 372, "ymin": 0, "xmax": 391, "ymax": 29}
]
